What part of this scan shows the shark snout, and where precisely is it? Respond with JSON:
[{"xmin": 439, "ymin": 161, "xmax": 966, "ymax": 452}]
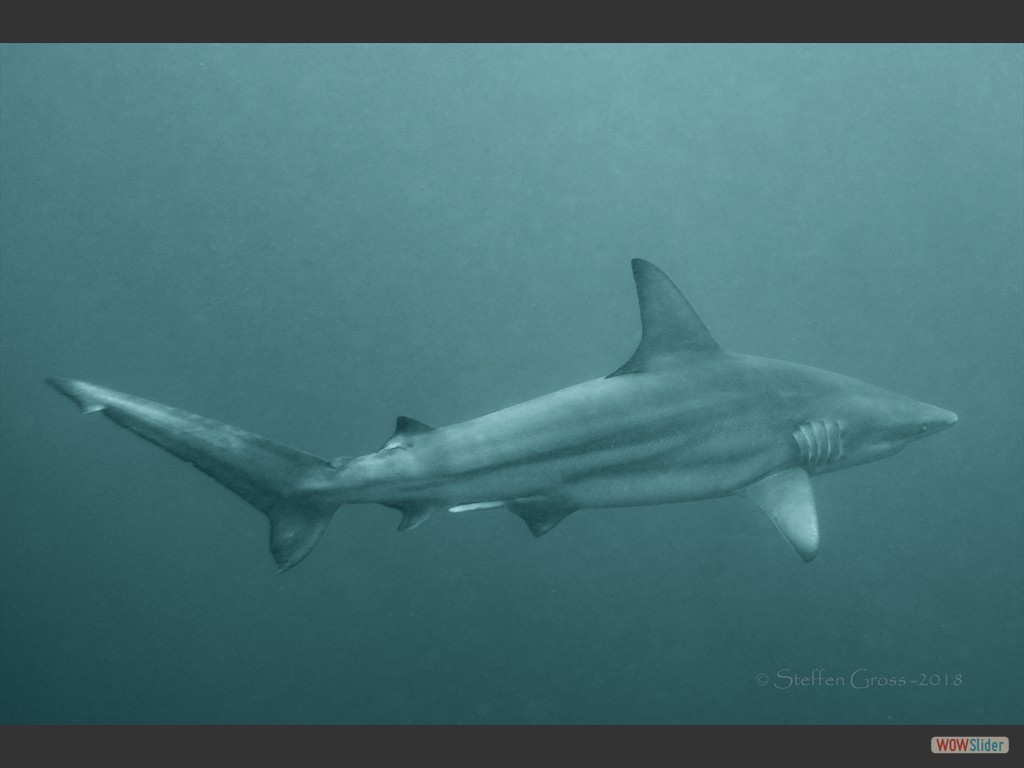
[{"xmin": 918, "ymin": 404, "xmax": 958, "ymax": 436}]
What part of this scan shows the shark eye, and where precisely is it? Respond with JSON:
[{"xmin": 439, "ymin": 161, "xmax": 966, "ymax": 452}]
[{"xmin": 921, "ymin": 425, "xmax": 929, "ymax": 433}]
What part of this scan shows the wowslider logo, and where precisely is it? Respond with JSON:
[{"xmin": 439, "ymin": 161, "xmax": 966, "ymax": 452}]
[{"xmin": 931, "ymin": 736, "xmax": 1009, "ymax": 754}]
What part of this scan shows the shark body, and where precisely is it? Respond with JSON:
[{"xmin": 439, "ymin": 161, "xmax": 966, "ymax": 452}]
[{"xmin": 48, "ymin": 259, "xmax": 957, "ymax": 571}]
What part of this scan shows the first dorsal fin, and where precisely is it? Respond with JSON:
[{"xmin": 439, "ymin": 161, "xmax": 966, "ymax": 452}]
[{"xmin": 608, "ymin": 259, "xmax": 720, "ymax": 377}]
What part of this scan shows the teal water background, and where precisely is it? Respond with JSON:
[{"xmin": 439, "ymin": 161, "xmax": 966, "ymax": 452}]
[{"xmin": 1, "ymin": 43, "xmax": 1021, "ymax": 724}]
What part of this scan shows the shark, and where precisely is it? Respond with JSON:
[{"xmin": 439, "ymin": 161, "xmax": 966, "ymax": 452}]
[{"xmin": 47, "ymin": 259, "xmax": 957, "ymax": 572}]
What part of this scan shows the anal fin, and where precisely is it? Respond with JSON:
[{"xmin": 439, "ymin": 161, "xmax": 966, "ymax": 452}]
[
  {"xmin": 391, "ymin": 504, "xmax": 438, "ymax": 532},
  {"xmin": 735, "ymin": 467, "xmax": 819, "ymax": 562}
]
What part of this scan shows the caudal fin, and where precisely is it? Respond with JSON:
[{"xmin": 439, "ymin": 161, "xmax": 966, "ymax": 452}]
[{"xmin": 46, "ymin": 377, "xmax": 345, "ymax": 572}]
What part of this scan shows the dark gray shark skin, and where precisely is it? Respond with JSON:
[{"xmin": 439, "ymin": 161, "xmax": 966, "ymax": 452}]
[{"xmin": 47, "ymin": 260, "xmax": 957, "ymax": 572}]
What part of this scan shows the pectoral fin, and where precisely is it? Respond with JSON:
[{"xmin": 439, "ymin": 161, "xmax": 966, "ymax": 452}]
[{"xmin": 736, "ymin": 467, "xmax": 819, "ymax": 562}]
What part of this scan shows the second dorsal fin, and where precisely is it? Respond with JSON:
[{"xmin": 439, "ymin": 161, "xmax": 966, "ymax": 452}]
[
  {"xmin": 394, "ymin": 416, "xmax": 433, "ymax": 436},
  {"xmin": 379, "ymin": 415, "xmax": 435, "ymax": 451},
  {"xmin": 608, "ymin": 259, "xmax": 720, "ymax": 377}
]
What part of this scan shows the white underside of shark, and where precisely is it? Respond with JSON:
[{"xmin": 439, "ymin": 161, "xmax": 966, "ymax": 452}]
[{"xmin": 48, "ymin": 259, "xmax": 957, "ymax": 572}]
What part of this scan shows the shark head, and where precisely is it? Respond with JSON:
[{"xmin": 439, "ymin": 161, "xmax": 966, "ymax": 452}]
[
  {"xmin": 795, "ymin": 378, "xmax": 958, "ymax": 474},
  {"xmin": 853, "ymin": 390, "xmax": 957, "ymax": 458}
]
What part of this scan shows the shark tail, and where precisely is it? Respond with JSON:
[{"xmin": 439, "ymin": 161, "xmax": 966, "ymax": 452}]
[{"xmin": 46, "ymin": 377, "xmax": 347, "ymax": 572}]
